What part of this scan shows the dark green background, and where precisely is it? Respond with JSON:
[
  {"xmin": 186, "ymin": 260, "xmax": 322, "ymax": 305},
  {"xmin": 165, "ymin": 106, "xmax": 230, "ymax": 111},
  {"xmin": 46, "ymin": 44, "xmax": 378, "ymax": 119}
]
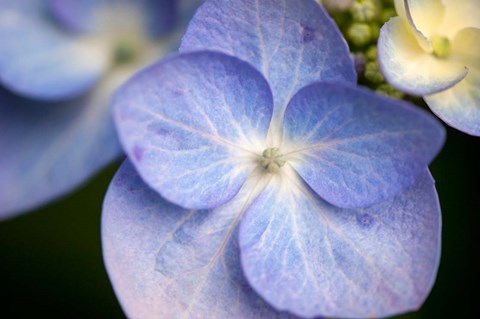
[{"xmin": 1, "ymin": 126, "xmax": 478, "ymax": 318}]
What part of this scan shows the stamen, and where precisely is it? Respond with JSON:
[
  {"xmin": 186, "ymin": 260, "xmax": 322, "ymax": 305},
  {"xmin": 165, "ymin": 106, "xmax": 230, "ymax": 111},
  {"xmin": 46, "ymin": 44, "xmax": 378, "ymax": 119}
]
[{"xmin": 261, "ymin": 147, "xmax": 286, "ymax": 174}]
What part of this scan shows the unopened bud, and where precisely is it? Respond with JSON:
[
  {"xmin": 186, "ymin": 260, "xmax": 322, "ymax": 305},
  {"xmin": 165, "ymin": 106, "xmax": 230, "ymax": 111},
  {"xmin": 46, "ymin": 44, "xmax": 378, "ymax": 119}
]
[{"xmin": 347, "ymin": 23, "xmax": 372, "ymax": 46}]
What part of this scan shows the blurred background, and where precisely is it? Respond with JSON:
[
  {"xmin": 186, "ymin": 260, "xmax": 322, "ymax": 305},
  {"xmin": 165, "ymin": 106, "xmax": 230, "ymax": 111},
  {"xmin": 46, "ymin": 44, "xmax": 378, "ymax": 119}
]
[{"xmin": 0, "ymin": 125, "xmax": 478, "ymax": 318}]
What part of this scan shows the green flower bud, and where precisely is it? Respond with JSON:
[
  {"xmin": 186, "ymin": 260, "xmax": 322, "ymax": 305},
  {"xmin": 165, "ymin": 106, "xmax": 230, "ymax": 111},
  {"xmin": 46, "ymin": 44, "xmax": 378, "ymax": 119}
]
[
  {"xmin": 366, "ymin": 45, "xmax": 377, "ymax": 61},
  {"xmin": 351, "ymin": 0, "xmax": 380, "ymax": 22},
  {"xmin": 379, "ymin": 7, "xmax": 397, "ymax": 23},
  {"xmin": 376, "ymin": 83, "xmax": 405, "ymax": 99},
  {"xmin": 364, "ymin": 61, "xmax": 384, "ymax": 84},
  {"xmin": 370, "ymin": 22, "xmax": 380, "ymax": 40},
  {"xmin": 347, "ymin": 22, "xmax": 372, "ymax": 46}
]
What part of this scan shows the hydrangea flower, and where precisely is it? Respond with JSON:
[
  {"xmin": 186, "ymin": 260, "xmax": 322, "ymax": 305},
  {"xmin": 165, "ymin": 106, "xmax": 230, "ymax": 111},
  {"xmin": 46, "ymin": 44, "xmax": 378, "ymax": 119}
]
[
  {"xmin": 102, "ymin": 0, "xmax": 445, "ymax": 318},
  {"xmin": 0, "ymin": 0, "xmax": 200, "ymax": 219},
  {"xmin": 378, "ymin": 0, "xmax": 480, "ymax": 135}
]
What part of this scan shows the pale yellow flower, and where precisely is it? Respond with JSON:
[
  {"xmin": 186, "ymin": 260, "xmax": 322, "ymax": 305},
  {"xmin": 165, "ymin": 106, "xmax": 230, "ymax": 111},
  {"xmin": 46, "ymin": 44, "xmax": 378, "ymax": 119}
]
[{"xmin": 378, "ymin": 0, "xmax": 480, "ymax": 135}]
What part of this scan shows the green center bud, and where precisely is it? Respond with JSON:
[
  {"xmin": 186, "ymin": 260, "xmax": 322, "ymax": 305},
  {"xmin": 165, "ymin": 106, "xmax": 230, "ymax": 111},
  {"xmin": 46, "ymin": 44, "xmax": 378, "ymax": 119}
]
[
  {"xmin": 113, "ymin": 39, "xmax": 138, "ymax": 65},
  {"xmin": 431, "ymin": 35, "xmax": 451, "ymax": 58},
  {"xmin": 261, "ymin": 147, "xmax": 286, "ymax": 174}
]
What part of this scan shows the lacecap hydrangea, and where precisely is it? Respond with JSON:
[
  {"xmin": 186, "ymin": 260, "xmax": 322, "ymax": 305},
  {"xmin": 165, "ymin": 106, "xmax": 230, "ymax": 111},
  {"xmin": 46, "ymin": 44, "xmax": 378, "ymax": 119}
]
[
  {"xmin": 0, "ymin": 0, "xmax": 200, "ymax": 219},
  {"xmin": 102, "ymin": 0, "xmax": 445, "ymax": 318}
]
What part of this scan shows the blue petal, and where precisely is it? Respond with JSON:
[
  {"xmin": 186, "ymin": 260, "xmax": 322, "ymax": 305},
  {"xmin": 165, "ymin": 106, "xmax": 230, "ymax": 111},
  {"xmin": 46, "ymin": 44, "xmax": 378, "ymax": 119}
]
[
  {"xmin": 180, "ymin": 0, "xmax": 356, "ymax": 119},
  {"xmin": 0, "ymin": 1, "xmax": 108, "ymax": 100},
  {"xmin": 239, "ymin": 171, "xmax": 441, "ymax": 318},
  {"xmin": 48, "ymin": 0, "xmax": 178, "ymax": 37},
  {"xmin": 283, "ymin": 82, "xmax": 445, "ymax": 208},
  {"xmin": 113, "ymin": 51, "xmax": 273, "ymax": 209},
  {"xmin": 0, "ymin": 0, "xmax": 42, "ymax": 13},
  {"xmin": 0, "ymin": 3, "xmax": 109, "ymax": 100},
  {"xmin": 0, "ymin": 85, "xmax": 122, "ymax": 220},
  {"xmin": 102, "ymin": 160, "xmax": 298, "ymax": 319}
]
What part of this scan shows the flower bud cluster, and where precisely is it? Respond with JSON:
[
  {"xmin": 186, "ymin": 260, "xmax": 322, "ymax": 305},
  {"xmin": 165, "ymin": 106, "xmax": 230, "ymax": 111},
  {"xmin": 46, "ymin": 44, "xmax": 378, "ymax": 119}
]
[{"xmin": 321, "ymin": 0, "xmax": 404, "ymax": 99}]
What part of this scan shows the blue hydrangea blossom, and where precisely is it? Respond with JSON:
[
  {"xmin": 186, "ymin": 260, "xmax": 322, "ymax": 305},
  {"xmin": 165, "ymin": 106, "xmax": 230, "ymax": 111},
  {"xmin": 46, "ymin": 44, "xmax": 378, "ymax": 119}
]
[
  {"xmin": 0, "ymin": 0, "xmax": 200, "ymax": 219},
  {"xmin": 103, "ymin": 0, "xmax": 445, "ymax": 318}
]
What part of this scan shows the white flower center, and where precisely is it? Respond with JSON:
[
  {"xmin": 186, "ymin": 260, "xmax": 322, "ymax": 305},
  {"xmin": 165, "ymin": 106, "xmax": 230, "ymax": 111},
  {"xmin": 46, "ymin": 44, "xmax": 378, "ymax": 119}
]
[
  {"xmin": 72, "ymin": 3, "xmax": 182, "ymax": 91},
  {"xmin": 89, "ymin": 4, "xmax": 162, "ymax": 69}
]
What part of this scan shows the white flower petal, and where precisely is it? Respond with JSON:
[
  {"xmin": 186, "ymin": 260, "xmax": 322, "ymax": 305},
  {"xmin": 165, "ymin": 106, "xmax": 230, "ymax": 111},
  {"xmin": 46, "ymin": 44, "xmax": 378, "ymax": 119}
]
[
  {"xmin": 394, "ymin": 0, "xmax": 445, "ymax": 51},
  {"xmin": 378, "ymin": 17, "xmax": 467, "ymax": 95},
  {"xmin": 426, "ymin": 68, "xmax": 480, "ymax": 136},
  {"xmin": 438, "ymin": 0, "xmax": 480, "ymax": 38},
  {"xmin": 407, "ymin": 0, "xmax": 445, "ymax": 38},
  {"xmin": 451, "ymin": 27, "xmax": 480, "ymax": 69},
  {"xmin": 425, "ymin": 27, "xmax": 480, "ymax": 136}
]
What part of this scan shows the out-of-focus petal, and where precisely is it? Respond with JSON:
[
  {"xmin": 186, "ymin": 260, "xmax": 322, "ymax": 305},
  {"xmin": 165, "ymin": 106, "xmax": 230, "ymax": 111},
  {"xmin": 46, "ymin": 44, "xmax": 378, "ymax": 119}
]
[
  {"xmin": 396, "ymin": 0, "xmax": 445, "ymax": 50},
  {"xmin": 113, "ymin": 52, "xmax": 273, "ymax": 210},
  {"xmin": 405, "ymin": 0, "xmax": 444, "ymax": 38},
  {"xmin": 102, "ymin": 161, "xmax": 297, "ymax": 319},
  {"xmin": 0, "ymin": 5, "xmax": 109, "ymax": 100},
  {"xmin": 426, "ymin": 70, "xmax": 480, "ymax": 136},
  {"xmin": 180, "ymin": 0, "xmax": 355, "ymax": 120},
  {"xmin": 425, "ymin": 28, "xmax": 480, "ymax": 136},
  {"xmin": 0, "ymin": 0, "xmax": 42, "ymax": 13},
  {"xmin": 282, "ymin": 82, "xmax": 445, "ymax": 209},
  {"xmin": 438, "ymin": 0, "xmax": 480, "ymax": 38},
  {"xmin": 378, "ymin": 17, "xmax": 467, "ymax": 95},
  {"xmin": 239, "ymin": 171, "xmax": 441, "ymax": 318},
  {"xmin": 0, "ymin": 80, "xmax": 122, "ymax": 220},
  {"xmin": 450, "ymin": 27, "xmax": 480, "ymax": 69},
  {"xmin": 48, "ymin": 0, "xmax": 177, "ymax": 37},
  {"xmin": 178, "ymin": 0, "xmax": 203, "ymax": 22},
  {"xmin": 392, "ymin": 0, "xmax": 430, "ymax": 51},
  {"xmin": 394, "ymin": 0, "xmax": 407, "ymax": 19}
]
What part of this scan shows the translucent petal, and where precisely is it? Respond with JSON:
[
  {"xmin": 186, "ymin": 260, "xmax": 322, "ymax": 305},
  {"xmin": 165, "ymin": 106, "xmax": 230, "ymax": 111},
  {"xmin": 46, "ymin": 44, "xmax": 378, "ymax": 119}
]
[
  {"xmin": 0, "ymin": 4, "xmax": 109, "ymax": 100},
  {"xmin": 48, "ymin": 0, "xmax": 177, "ymax": 37},
  {"xmin": 239, "ymin": 171, "xmax": 441, "ymax": 318},
  {"xmin": 394, "ymin": 0, "xmax": 406, "ymax": 19},
  {"xmin": 404, "ymin": 0, "xmax": 445, "ymax": 39},
  {"xmin": 438, "ymin": 0, "xmax": 480, "ymax": 38},
  {"xmin": 426, "ymin": 69, "xmax": 480, "ymax": 136},
  {"xmin": 102, "ymin": 161, "xmax": 297, "ymax": 319},
  {"xmin": 282, "ymin": 82, "xmax": 445, "ymax": 208},
  {"xmin": 394, "ymin": 0, "xmax": 444, "ymax": 50},
  {"xmin": 450, "ymin": 27, "xmax": 480, "ymax": 70},
  {"xmin": 378, "ymin": 16, "xmax": 467, "ymax": 95},
  {"xmin": 0, "ymin": 80, "xmax": 122, "ymax": 220},
  {"xmin": 180, "ymin": 0, "xmax": 355, "ymax": 120},
  {"xmin": 424, "ymin": 27, "xmax": 480, "ymax": 136},
  {"xmin": 113, "ymin": 52, "xmax": 273, "ymax": 209}
]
